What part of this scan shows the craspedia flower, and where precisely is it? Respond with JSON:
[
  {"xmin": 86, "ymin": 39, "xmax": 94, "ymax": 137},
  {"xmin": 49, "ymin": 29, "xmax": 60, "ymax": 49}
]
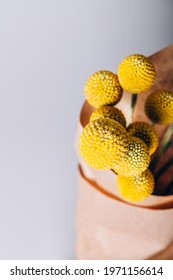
[
  {"xmin": 145, "ymin": 90, "xmax": 173, "ymax": 124},
  {"xmin": 80, "ymin": 118, "xmax": 128, "ymax": 170},
  {"xmin": 90, "ymin": 106, "xmax": 126, "ymax": 128},
  {"xmin": 84, "ymin": 70, "xmax": 123, "ymax": 108},
  {"xmin": 127, "ymin": 122, "xmax": 158, "ymax": 155},
  {"xmin": 113, "ymin": 137, "xmax": 150, "ymax": 177},
  {"xmin": 117, "ymin": 169, "xmax": 155, "ymax": 202},
  {"xmin": 118, "ymin": 54, "xmax": 156, "ymax": 94}
]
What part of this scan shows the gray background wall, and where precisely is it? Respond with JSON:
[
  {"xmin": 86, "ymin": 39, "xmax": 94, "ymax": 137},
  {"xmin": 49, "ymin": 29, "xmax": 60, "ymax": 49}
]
[{"xmin": 0, "ymin": 0, "xmax": 172, "ymax": 259}]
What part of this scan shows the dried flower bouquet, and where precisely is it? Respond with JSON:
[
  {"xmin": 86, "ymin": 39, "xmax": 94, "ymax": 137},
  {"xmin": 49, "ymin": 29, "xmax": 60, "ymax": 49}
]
[{"xmin": 79, "ymin": 51, "xmax": 173, "ymax": 203}]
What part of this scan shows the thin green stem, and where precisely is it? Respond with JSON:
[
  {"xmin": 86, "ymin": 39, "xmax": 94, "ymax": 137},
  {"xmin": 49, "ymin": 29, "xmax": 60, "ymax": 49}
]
[
  {"xmin": 155, "ymin": 157, "xmax": 173, "ymax": 181},
  {"xmin": 162, "ymin": 123, "xmax": 173, "ymax": 145},
  {"xmin": 164, "ymin": 138, "xmax": 173, "ymax": 152},
  {"xmin": 131, "ymin": 94, "xmax": 138, "ymax": 122},
  {"xmin": 150, "ymin": 123, "xmax": 173, "ymax": 171},
  {"xmin": 163, "ymin": 180, "xmax": 173, "ymax": 196}
]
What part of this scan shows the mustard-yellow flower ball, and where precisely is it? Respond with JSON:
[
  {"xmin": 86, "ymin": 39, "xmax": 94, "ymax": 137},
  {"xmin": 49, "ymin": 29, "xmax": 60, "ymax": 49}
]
[
  {"xmin": 80, "ymin": 118, "xmax": 128, "ymax": 170},
  {"xmin": 118, "ymin": 54, "xmax": 156, "ymax": 94},
  {"xmin": 113, "ymin": 137, "xmax": 150, "ymax": 177},
  {"xmin": 127, "ymin": 122, "xmax": 158, "ymax": 155},
  {"xmin": 145, "ymin": 90, "xmax": 173, "ymax": 124},
  {"xmin": 84, "ymin": 70, "xmax": 123, "ymax": 108},
  {"xmin": 90, "ymin": 106, "xmax": 126, "ymax": 128},
  {"xmin": 117, "ymin": 169, "xmax": 155, "ymax": 202}
]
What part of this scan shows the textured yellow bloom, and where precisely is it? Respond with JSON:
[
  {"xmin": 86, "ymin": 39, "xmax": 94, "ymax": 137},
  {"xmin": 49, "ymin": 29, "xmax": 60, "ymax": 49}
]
[
  {"xmin": 127, "ymin": 122, "xmax": 158, "ymax": 155},
  {"xmin": 90, "ymin": 106, "xmax": 126, "ymax": 127},
  {"xmin": 84, "ymin": 70, "xmax": 123, "ymax": 108},
  {"xmin": 113, "ymin": 137, "xmax": 150, "ymax": 177},
  {"xmin": 80, "ymin": 118, "xmax": 128, "ymax": 170},
  {"xmin": 117, "ymin": 169, "xmax": 155, "ymax": 202},
  {"xmin": 145, "ymin": 90, "xmax": 173, "ymax": 124},
  {"xmin": 118, "ymin": 54, "xmax": 156, "ymax": 94}
]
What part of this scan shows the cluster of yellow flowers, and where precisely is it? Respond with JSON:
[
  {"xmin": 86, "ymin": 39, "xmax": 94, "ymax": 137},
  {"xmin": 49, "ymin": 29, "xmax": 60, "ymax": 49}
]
[{"xmin": 80, "ymin": 54, "xmax": 173, "ymax": 202}]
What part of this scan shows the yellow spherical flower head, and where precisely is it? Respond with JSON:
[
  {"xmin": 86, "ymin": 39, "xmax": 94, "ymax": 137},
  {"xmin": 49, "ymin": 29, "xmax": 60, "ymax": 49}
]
[
  {"xmin": 127, "ymin": 122, "xmax": 158, "ymax": 155},
  {"xmin": 80, "ymin": 118, "xmax": 128, "ymax": 170},
  {"xmin": 113, "ymin": 137, "xmax": 150, "ymax": 177},
  {"xmin": 118, "ymin": 54, "xmax": 156, "ymax": 94},
  {"xmin": 117, "ymin": 169, "xmax": 155, "ymax": 202},
  {"xmin": 90, "ymin": 106, "xmax": 126, "ymax": 128},
  {"xmin": 145, "ymin": 90, "xmax": 173, "ymax": 125},
  {"xmin": 84, "ymin": 70, "xmax": 123, "ymax": 108}
]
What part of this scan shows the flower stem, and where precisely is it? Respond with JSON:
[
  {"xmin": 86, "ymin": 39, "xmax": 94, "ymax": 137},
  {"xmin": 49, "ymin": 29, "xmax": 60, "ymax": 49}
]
[
  {"xmin": 131, "ymin": 94, "xmax": 137, "ymax": 122},
  {"xmin": 162, "ymin": 123, "xmax": 173, "ymax": 146},
  {"xmin": 155, "ymin": 157, "xmax": 173, "ymax": 181},
  {"xmin": 150, "ymin": 123, "xmax": 173, "ymax": 171},
  {"xmin": 163, "ymin": 179, "xmax": 173, "ymax": 195}
]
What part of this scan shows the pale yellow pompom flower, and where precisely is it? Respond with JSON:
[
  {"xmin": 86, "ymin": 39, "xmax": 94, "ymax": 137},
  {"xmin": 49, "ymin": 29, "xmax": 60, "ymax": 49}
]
[
  {"xmin": 117, "ymin": 169, "xmax": 155, "ymax": 202},
  {"xmin": 145, "ymin": 90, "xmax": 173, "ymax": 124},
  {"xmin": 127, "ymin": 122, "xmax": 158, "ymax": 155},
  {"xmin": 113, "ymin": 137, "xmax": 150, "ymax": 177},
  {"xmin": 80, "ymin": 118, "xmax": 128, "ymax": 170},
  {"xmin": 84, "ymin": 70, "xmax": 123, "ymax": 108},
  {"xmin": 90, "ymin": 106, "xmax": 126, "ymax": 128},
  {"xmin": 118, "ymin": 54, "xmax": 156, "ymax": 94}
]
